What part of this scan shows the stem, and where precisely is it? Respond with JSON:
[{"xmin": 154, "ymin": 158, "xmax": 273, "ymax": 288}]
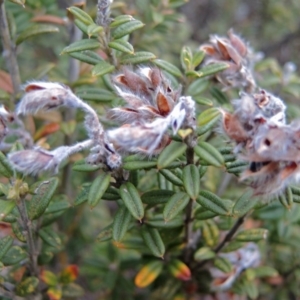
[
  {"xmin": 102, "ymin": 27, "xmax": 118, "ymax": 67},
  {"xmin": 214, "ymin": 214, "xmax": 246, "ymax": 253},
  {"xmin": 96, "ymin": 0, "xmax": 118, "ymax": 67},
  {"xmin": 183, "ymin": 147, "xmax": 194, "ymax": 262},
  {"xmin": 193, "ymin": 214, "xmax": 246, "ymax": 271},
  {"xmin": 17, "ymin": 198, "xmax": 39, "ymax": 277},
  {"xmin": 61, "ymin": 17, "xmax": 83, "ymax": 198},
  {"xmin": 0, "ymin": 0, "xmax": 21, "ymax": 96}
]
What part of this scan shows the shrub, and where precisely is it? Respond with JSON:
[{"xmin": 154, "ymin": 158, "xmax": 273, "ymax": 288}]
[{"xmin": 1, "ymin": 0, "xmax": 300, "ymax": 299}]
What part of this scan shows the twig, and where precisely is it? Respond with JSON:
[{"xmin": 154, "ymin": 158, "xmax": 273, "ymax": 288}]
[
  {"xmin": 193, "ymin": 214, "xmax": 247, "ymax": 271},
  {"xmin": 0, "ymin": 0, "xmax": 21, "ymax": 96},
  {"xmin": 17, "ymin": 197, "xmax": 39, "ymax": 277},
  {"xmin": 61, "ymin": 0, "xmax": 84, "ymax": 197},
  {"xmin": 96, "ymin": 0, "xmax": 118, "ymax": 67},
  {"xmin": 214, "ymin": 214, "xmax": 246, "ymax": 253},
  {"xmin": 183, "ymin": 147, "xmax": 194, "ymax": 262}
]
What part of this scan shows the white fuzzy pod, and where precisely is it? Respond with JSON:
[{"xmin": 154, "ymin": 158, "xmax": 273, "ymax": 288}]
[{"xmin": 8, "ymin": 140, "xmax": 94, "ymax": 175}]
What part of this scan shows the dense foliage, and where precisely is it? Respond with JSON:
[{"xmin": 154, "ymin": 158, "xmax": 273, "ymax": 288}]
[{"xmin": 1, "ymin": 1, "xmax": 300, "ymax": 299}]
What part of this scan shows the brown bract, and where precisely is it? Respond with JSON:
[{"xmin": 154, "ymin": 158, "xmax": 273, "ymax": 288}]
[
  {"xmin": 107, "ymin": 67, "xmax": 185, "ymax": 154},
  {"xmin": 200, "ymin": 29, "xmax": 255, "ymax": 92}
]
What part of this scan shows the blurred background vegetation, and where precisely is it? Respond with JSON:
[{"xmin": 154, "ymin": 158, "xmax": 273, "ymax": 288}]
[{"xmin": 1, "ymin": 1, "xmax": 300, "ymax": 300}]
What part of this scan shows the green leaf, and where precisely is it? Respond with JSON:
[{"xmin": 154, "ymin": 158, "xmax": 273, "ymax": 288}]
[
  {"xmin": 112, "ymin": 20, "xmax": 144, "ymax": 39},
  {"xmin": 197, "ymin": 190, "xmax": 230, "ymax": 215},
  {"xmin": 180, "ymin": 46, "xmax": 192, "ymax": 71},
  {"xmin": 252, "ymin": 266, "xmax": 278, "ymax": 278},
  {"xmin": 146, "ymin": 214, "xmax": 182, "ymax": 228},
  {"xmin": 41, "ymin": 211, "xmax": 65, "ymax": 227},
  {"xmin": 195, "ymin": 142, "xmax": 224, "ymax": 167},
  {"xmin": 102, "ymin": 187, "xmax": 120, "ymax": 201},
  {"xmin": 196, "ymin": 117, "xmax": 220, "ymax": 136},
  {"xmin": 226, "ymin": 160, "xmax": 248, "ymax": 174},
  {"xmin": 197, "ymin": 107, "xmax": 221, "ymax": 127},
  {"xmin": 69, "ymin": 50, "xmax": 103, "ymax": 65},
  {"xmin": 28, "ymin": 178, "xmax": 59, "ymax": 220},
  {"xmin": 187, "ymin": 78, "xmax": 210, "ymax": 97},
  {"xmin": 61, "ymin": 39, "xmax": 101, "ymax": 54},
  {"xmin": 67, "ymin": 6, "xmax": 94, "ymax": 25},
  {"xmin": 222, "ymin": 241, "xmax": 245, "ymax": 252},
  {"xmin": 194, "ymin": 207, "xmax": 217, "ymax": 220},
  {"xmin": 110, "ymin": 15, "xmax": 135, "ymax": 28},
  {"xmin": 198, "ymin": 62, "xmax": 229, "ymax": 77},
  {"xmin": 235, "ymin": 228, "xmax": 268, "ymax": 242},
  {"xmin": 11, "ymin": 221, "xmax": 26, "ymax": 242},
  {"xmin": 159, "ymin": 169, "xmax": 183, "ymax": 186},
  {"xmin": 202, "ymin": 219, "xmax": 219, "ymax": 247},
  {"xmin": 194, "ymin": 246, "xmax": 215, "ymax": 261},
  {"xmin": 142, "ymin": 226, "xmax": 165, "ymax": 258},
  {"xmin": 193, "ymin": 96, "xmax": 213, "ymax": 106},
  {"xmin": 213, "ymin": 256, "xmax": 232, "ymax": 273},
  {"xmin": 182, "ymin": 164, "xmax": 200, "ymax": 200},
  {"xmin": 74, "ymin": 184, "xmax": 90, "ymax": 206},
  {"xmin": 153, "ymin": 59, "xmax": 182, "ymax": 77},
  {"xmin": 8, "ymin": 0, "xmax": 25, "ymax": 6},
  {"xmin": 0, "ymin": 200, "xmax": 16, "ymax": 221},
  {"xmin": 232, "ymin": 190, "xmax": 258, "ymax": 217},
  {"xmin": 192, "ymin": 49, "xmax": 206, "ymax": 67},
  {"xmin": 16, "ymin": 25, "xmax": 59, "ymax": 45},
  {"xmin": 76, "ymin": 87, "xmax": 115, "ymax": 102},
  {"xmin": 157, "ymin": 141, "xmax": 187, "ymax": 169},
  {"xmin": 72, "ymin": 159, "xmax": 102, "ymax": 171},
  {"xmin": 74, "ymin": 19, "xmax": 89, "ymax": 35},
  {"xmin": 210, "ymin": 87, "xmax": 229, "ymax": 104},
  {"xmin": 1, "ymin": 246, "xmax": 27, "ymax": 265},
  {"xmin": 0, "ymin": 152, "xmax": 14, "ymax": 177},
  {"xmin": 243, "ymin": 279, "xmax": 258, "ymax": 300},
  {"xmin": 163, "ymin": 192, "xmax": 190, "ymax": 222},
  {"xmin": 123, "ymin": 160, "xmax": 157, "ymax": 170},
  {"xmin": 112, "ymin": 206, "xmax": 132, "ymax": 242},
  {"xmin": 121, "ymin": 51, "xmax": 156, "ymax": 64},
  {"xmin": 97, "ymin": 223, "xmax": 113, "ymax": 242},
  {"xmin": 16, "ymin": 276, "xmax": 39, "ymax": 296},
  {"xmin": 87, "ymin": 24, "xmax": 103, "ymax": 37},
  {"xmin": 109, "ymin": 39, "xmax": 134, "ymax": 54},
  {"xmin": 45, "ymin": 196, "xmax": 70, "ymax": 214},
  {"xmin": 119, "ymin": 182, "xmax": 144, "ymax": 221},
  {"xmin": 141, "ymin": 190, "xmax": 175, "ymax": 205},
  {"xmin": 0, "ymin": 236, "xmax": 13, "ymax": 260},
  {"xmin": 88, "ymin": 173, "xmax": 111, "ymax": 208},
  {"xmin": 91, "ymin": 61, "xmax": 115, "ymax": 77},
  {"xmin": 62, "ymin": 283, "xmax": 84, "ymax": 298},
  {"xmin": 278, "ymin": 187, "xmax": 293, "ymax": 210},
  {"xmin": 39, "ymin": 227, "xmax": 62, "ymax": 248}
]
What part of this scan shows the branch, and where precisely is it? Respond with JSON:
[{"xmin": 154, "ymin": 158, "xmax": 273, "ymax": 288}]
[
  {"xmin": 193, "ymin": 214, "xmax": 246, "ymax": 271},
  {"xmin": 214, "ymin": 214, "xmax": 246, "ymax": 253},
  {"xmin": 17, "ymin": 197, "xmax": 39, "ymax": 277},
  {"xmin": 183, "ymin": 147, "xmax": 194, "ymax": 262},
  {"xmin": 61, "ymin": 0, "xmax": 85, "ymax": 197},
  {"xmin": 0, "ymin": 0, "xmax": 21, "ymax": 96}
]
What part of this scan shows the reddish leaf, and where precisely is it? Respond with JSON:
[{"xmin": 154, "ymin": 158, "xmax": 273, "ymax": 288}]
[
  {"xmin": 34, "ymin": 123, "xmax": 60, "ymax": 141},
  {"xmin": 47, "ymin": 287, "xmax": 62, "ymax": 300},
  {"xmin": 0, "ymin": 71, "xmax": 13, "ymax": 94},
  {"xmin": 60, "ymin": 265, "xmax": 79, "ymax": 284},
  {"xmin": 31, "ymin": 15, "xmax": 66, "ymax": 25}
]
